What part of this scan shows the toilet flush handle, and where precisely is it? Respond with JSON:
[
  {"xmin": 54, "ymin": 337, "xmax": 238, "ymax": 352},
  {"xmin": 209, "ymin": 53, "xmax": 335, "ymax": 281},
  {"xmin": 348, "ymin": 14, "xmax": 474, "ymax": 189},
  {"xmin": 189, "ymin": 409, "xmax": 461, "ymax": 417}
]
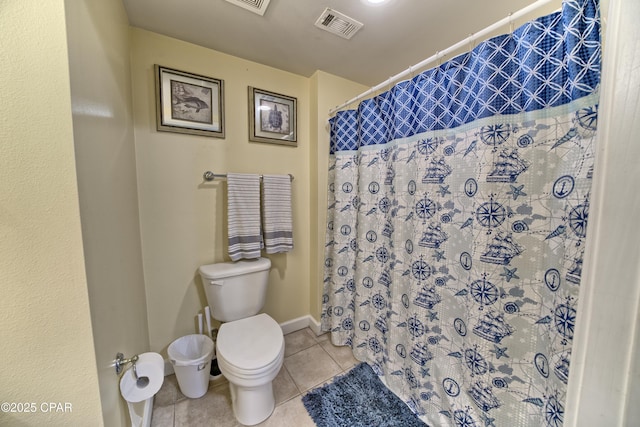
[{"xmin": 209, "ymin": 280, "xmax": 224, "ymax": 286}]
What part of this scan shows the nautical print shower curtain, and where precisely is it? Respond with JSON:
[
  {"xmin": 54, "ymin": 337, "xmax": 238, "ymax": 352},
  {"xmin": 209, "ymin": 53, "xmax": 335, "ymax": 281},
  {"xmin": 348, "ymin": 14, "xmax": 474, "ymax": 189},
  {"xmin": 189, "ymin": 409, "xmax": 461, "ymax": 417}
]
[{"xmin": 322, "ymin": 1, "xmax": 601, "ymax": 426}]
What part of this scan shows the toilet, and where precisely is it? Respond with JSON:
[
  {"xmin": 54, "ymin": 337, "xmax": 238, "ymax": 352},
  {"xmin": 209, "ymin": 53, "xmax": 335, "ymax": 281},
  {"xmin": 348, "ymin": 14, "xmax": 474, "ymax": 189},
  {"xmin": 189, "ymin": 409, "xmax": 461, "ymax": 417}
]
[{"xmin": 198, "ymin": 257, "xmax": 284, "ymax": 426}]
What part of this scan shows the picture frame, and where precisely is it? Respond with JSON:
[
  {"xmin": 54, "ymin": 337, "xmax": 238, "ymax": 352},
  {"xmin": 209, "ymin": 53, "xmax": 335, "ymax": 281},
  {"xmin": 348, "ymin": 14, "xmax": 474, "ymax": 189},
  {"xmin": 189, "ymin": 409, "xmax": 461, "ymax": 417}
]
[
  {"xmin": 248, "ymin": 87, "xmax": 297, "ymax": 146},
  {"xmin": 155, "ymin": 65, "xmax": 225, "ymax": 138}
]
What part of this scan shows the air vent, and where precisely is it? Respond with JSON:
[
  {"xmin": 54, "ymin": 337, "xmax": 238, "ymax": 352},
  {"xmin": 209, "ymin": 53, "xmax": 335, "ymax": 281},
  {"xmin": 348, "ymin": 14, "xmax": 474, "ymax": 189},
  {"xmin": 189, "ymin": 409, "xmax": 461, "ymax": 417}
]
[
  {"xmin": 224, "ymin": 0, "xmax": 271, "ymax": 16},
  {"xmin": 314, "ymin": 8, "xmax": 364, "ymax": 40}
]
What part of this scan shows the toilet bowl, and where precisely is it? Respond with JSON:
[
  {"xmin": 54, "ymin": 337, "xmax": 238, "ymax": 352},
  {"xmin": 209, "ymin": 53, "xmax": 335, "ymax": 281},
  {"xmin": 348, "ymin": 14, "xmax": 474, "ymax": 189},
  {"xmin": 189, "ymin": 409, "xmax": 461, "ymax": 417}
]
[
  {"xmin": 216, "ymin": 313, "xmax": 284, "ymax": 426},
  {"xmin": 198, "ymin": 258, "xmax": 284, "ymax": 425}
]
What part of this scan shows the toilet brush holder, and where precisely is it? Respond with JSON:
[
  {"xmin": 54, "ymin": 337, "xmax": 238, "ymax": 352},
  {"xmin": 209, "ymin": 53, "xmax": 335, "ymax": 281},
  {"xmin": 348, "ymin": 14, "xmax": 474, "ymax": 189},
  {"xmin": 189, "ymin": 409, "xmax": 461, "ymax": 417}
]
[{"xmin": 210, "ymin": 357, "xmax": 222, "ymax": 381}]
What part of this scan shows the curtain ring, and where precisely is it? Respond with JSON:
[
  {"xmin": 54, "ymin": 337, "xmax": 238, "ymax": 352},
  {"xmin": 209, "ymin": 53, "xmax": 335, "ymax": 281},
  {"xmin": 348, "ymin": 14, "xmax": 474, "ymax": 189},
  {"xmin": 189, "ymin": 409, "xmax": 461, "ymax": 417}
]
[
  {"xmin": 508, "ymin": 12, "xmax": 514, "ymax": 34},
  {"xmin": 436, "ymin": 51, "xmax": 442, "ymax": 66}
]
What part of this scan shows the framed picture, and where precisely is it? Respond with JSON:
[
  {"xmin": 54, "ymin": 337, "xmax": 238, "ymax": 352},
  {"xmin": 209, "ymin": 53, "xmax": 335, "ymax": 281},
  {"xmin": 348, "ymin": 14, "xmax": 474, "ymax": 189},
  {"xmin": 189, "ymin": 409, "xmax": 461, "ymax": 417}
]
[
  {"xmin": 155, "ymin": 65, "xmax": 225, "ymax": 138},
  {"xmin": 249, "ymin": 87, "xmax": 297, "ymax": 146}
]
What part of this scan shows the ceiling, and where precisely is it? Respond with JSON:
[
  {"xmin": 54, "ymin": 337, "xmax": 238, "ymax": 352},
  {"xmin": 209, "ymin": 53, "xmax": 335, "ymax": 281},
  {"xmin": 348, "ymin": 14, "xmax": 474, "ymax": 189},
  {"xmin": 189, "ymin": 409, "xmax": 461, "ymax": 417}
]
[{"xmin": 123, "ymin": 0, "xmax": 545, "ymax": 87}]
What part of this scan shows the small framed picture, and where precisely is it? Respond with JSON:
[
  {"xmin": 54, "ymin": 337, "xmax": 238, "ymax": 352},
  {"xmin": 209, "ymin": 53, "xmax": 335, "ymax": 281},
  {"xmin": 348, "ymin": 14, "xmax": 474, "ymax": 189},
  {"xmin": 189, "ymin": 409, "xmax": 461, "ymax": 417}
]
[
  {"xmin": 155, "ymin": 65, "xmax": 225, "ymax": 138},
  {"xmin": 249, "ymin": 87, "xmax": 297, "ymax": 146}
]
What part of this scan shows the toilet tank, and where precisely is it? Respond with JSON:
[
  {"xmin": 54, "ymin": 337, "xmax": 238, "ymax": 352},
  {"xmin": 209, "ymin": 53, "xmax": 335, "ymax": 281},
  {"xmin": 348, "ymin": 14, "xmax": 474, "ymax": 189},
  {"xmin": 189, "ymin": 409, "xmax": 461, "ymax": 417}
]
[{"xmin": 198, "ymin": 257, "xmax": 271, "ymax": 322}]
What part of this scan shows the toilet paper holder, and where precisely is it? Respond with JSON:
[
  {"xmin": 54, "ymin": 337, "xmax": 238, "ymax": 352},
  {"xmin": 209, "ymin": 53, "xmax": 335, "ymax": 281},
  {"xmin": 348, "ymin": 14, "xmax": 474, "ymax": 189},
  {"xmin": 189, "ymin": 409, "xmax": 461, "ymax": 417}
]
[{"xmin": 115, "ymin": 353, "xmax": 140, "ymax": 376}]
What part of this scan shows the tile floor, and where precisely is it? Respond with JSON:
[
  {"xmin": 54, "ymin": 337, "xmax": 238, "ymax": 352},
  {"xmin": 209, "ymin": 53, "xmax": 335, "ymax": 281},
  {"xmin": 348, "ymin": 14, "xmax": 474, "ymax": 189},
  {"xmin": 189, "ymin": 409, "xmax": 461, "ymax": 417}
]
[{"xmin": 151, "ymin": 328, "xmax": 360, "ymax": 426}]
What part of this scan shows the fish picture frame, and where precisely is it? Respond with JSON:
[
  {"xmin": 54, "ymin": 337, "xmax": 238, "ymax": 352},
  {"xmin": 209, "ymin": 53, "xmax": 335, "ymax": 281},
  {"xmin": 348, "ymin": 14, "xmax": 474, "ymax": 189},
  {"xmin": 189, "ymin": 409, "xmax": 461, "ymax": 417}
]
[
  {"xmin": 248, "ymin": 87, "xmax": 297, "ymax": 146},
  {"xmin": 155, "ymin": 65, "xmax": 225, "ymax": 138}
]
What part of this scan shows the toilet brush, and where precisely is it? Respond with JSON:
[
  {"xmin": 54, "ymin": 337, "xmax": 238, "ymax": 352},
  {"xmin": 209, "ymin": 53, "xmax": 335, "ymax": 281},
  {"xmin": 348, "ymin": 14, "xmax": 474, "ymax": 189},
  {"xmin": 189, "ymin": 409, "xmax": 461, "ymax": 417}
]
[
  {"xmin": 205, "ymin": 306, "xmax": 222, "ymax": 379},
  {"xmin": 204, "ymin": 306, "xmax": 213, "ymax": 339}
]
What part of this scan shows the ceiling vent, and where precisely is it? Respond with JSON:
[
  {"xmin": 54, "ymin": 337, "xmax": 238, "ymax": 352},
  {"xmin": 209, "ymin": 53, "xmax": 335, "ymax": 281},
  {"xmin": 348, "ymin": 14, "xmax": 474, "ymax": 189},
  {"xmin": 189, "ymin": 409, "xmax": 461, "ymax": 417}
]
[
  {"xmin": 314, "ymin": 8, "xmax": 364, "ymax": 40},
  {"xmin": 224, "ymin": 0, "xmax": 271, "ymax": 16}
]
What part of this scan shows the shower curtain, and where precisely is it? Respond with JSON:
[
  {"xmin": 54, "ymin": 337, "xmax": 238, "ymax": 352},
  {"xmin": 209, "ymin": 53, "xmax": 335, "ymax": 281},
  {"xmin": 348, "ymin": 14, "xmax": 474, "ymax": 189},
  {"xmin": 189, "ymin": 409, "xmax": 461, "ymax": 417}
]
[{"xmin": 322, "ymin": 1, "xmax": 600, "ymax": 426}]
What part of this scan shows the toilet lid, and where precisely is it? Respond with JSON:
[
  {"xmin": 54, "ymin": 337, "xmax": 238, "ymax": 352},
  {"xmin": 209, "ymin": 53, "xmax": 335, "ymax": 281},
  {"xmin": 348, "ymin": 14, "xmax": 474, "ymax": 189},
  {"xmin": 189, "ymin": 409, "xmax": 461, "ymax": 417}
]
[{"xmin": 217, "ymin": 313, "xmax": 283, "ymax": 371}]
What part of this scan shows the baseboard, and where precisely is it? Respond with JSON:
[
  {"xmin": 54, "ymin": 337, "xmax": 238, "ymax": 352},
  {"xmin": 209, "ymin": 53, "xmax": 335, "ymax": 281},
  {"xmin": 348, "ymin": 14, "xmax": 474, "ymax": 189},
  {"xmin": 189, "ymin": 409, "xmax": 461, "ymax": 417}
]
[
  {"xmin": 307, "ymin": 315, "xmax": 323, "ymax": 336},
  {"xmin": 279, "ymin": 315, "xmax": 314, "ymax": 335},
  {"xmin": 279, "ymin": 314, "xmax": 325, "ymax": 337}
]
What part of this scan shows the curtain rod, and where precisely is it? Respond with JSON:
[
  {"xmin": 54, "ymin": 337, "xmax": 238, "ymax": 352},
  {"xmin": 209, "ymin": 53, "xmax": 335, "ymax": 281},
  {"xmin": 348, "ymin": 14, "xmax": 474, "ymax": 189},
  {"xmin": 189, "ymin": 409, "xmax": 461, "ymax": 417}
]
[{"xmin": 328, "ymin": 0, "xmax": 557, "ymax": 115}]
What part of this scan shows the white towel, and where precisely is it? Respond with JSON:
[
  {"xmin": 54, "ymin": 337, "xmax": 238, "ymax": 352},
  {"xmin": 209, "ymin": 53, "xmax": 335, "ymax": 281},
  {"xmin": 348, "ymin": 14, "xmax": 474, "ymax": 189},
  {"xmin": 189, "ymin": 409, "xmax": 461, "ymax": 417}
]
[
  {"xmin": 262, "ymin": 175, "xmax": 294, "ymax": 254},
  {"xmin": 227, "ymin": 173, "xmax": 262, "ymax": 261}
]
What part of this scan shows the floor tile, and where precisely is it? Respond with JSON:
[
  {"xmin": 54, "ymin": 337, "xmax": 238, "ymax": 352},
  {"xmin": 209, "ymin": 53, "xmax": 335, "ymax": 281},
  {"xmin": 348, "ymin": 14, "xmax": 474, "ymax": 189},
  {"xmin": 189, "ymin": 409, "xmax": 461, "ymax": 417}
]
[
  {"xmin": 154, "ymin": 375, "xmax": 182, "ymax": 407},
  {"xmin": 255, "ymin": 396, "xmax": 316, "ymax": 427},
  {"xmin": 283, "ymin": 328, "xmax": 318, "ymax": 357},
  {"xmin": 314, "ymin": 332, "xmax": 330, "ymax": 343},
  {"xmin": 174, "ymin": 383, "xmax": 239, "ymax": 427},
  {"xmin": 150, "ymin": 404, "xmax": 174, "ymax": 427},
  {"xmin": 284, "ymin": 344, "xmax": 342, "ymax": 392},
  {"xmin": 272, "ymin": 366, "xmax": 300, "ymax": 405},
  {"xmin": 320, "ymin": 340, "xmax": 360, "ymax": 371}
]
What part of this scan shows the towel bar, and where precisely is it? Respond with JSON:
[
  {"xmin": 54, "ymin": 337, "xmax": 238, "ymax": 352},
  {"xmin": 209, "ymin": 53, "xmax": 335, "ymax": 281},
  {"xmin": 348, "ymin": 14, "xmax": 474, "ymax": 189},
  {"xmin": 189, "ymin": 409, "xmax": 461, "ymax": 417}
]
[{"xmin": 203, "ymin": 171, "xmax": 293, "ymax": 182}]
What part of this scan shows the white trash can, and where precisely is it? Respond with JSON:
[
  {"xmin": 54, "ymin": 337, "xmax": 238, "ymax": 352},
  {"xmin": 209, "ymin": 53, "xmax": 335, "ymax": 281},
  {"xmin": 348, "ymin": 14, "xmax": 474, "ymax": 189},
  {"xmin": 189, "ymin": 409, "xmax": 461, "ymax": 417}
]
[{"xmin": 168, "ymin": 334, "xmax": 214, "ymax": 398}]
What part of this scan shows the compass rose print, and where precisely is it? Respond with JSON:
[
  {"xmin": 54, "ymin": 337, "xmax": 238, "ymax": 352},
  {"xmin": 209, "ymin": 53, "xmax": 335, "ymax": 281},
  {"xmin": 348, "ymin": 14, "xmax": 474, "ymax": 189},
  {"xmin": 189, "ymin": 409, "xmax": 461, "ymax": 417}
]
[
  {"xmin": 376, "ymin": 246, "xmax": 390, "ymax": 263},
  {"xmin": 417, "ymin": 137, "xmax": 440, "ymax": 156},
  {"xmin": 545, "ymin": 395, "xmax": 564, "ymax": 427},
  {"xmin": 371, "ymin": 293, "xmax": 386, "ymax": 310},
  {"xmin": 416, "ymin": 196, "xmax": 437, "ymax": 220},
  {"xmin": 576, "ymin": 105, "xmax": 598, "ymax": 131},
  {"xmin": 378, "ymin": 197, "xmax": 391, "ymax": 213},
  {"xmin": 569, "ymin": 202, "xmax": 589, "ymax": 238},
  {"xmin": 470, "ymin": 277, "xmax": 499, "ymax": 306},
  {"xmin": 412, "ymin": 258, "xmax": 432, "ymax": 280},
  {"xmin": 453, "ymin": 409, "xmax": 477, "ymax": 427},
  {"xmin": 476, "ymin": 199, "xmax": 506, "ymax": 229},
  {"xmin": 407, "ymin": 315, "xmax": 426, "ymax": 339},
  {"xmin": 465, "ymin": 347, "xmax": 489, "ymax": 375},
  {"xmin": 554, "ymin": 302, "xmax": 577, "ymax": 340},
  {"xmin": 479, "ymin": 124, "xmax": 511, "ymax": 146}
]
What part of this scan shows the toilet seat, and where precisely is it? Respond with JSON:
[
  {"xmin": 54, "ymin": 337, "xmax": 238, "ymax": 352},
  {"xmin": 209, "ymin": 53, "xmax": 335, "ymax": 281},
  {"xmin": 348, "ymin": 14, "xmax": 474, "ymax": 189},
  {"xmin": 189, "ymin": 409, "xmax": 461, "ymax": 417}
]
[{"xmin": 217, "ymin": 313, "xmax": 284, "ymax": 372}]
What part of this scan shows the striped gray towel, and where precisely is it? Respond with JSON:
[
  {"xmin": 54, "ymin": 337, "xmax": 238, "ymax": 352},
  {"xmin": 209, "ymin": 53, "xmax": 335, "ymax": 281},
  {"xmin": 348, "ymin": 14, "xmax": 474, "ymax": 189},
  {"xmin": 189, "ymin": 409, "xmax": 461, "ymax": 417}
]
[
  {"xmin": 227, "ymin": 173, "xmax": 262, "ymax": 261},
  {"xmin": 262, "ymin": 175, "xmax": 293, "ymax": 254}
]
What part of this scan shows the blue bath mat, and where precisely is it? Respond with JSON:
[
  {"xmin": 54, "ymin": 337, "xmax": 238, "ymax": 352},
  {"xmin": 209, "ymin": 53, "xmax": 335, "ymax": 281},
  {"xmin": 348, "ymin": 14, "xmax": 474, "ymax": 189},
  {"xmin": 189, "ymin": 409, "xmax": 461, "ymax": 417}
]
[{"xmin": 302, "ymin": 362, "xmax": 427, "ymax": 427}]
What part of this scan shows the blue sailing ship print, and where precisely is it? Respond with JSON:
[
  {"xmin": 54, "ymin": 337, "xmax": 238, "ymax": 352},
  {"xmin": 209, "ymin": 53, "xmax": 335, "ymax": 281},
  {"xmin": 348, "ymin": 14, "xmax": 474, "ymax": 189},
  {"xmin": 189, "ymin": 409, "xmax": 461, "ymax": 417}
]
[
  {"xmin": 486, "ymin": 149, "xmax": 529, "ymax": 183},
  {"xmin": 423, "ymin": 156, "xmax": 452, "ymax": 184},
  {"xmin": 480, "ymin": 232, "xmax": 524, "ymax": 265},
  {"xmin": 472, "ymin": 311, "xmax": 515, "ymax": 343}
]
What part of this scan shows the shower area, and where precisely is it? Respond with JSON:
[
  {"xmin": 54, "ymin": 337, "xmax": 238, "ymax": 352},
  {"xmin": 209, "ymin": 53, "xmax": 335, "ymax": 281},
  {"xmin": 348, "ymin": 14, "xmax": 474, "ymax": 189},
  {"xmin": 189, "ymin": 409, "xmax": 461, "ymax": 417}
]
[{"xmin": 321, "ymin": 0, "xmax": 609, "ymax": 425}]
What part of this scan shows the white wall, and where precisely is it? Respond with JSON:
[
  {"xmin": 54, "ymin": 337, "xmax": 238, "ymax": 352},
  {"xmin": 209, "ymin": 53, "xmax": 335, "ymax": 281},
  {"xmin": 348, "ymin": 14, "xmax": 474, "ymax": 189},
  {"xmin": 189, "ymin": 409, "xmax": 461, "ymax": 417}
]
[
  {"xmin": 309, "ymin": 71, "xmax": 368, "ymax": 321},
  {"xmin": 64, "ymin": 1, "xmax": 150, "ymax": 426},
  {"xmin": 566, "ymin": 0, "xmax": 640, "ymax": 425},
  {"xmin": 0, "ymin": 1, "xmax": 103, "ymax": 425},
  {"xmin": 130, "ymin": 29, "xmax": 313, "ymax": 354}
]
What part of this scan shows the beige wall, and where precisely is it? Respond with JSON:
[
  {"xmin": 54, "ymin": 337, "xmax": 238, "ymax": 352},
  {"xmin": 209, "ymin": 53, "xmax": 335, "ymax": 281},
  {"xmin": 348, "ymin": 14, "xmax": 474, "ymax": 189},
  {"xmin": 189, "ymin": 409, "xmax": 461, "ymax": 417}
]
[
  {"xmin": 130, "ymin": 29, "xmax": 314, "ymax": 353},
  {"xmin": 65, "ymin": 0, "xmax": 150, "ymax": 426},
  {"xmin": 0, "ymin": 1, "xmax": 103, "ymax": 425},
  {"xmin": 309, "ymin": 72, "xmax": 368, "ymax": 321}
]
